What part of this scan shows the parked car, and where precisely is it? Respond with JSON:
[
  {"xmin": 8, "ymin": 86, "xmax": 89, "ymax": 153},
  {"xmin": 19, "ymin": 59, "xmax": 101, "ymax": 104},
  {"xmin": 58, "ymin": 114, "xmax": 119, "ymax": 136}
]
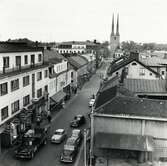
[
  {"xmin": 71, "ymin": 129, "xmax": 82, "ymax": 145},
  {"xmin": 89, "ymin": 98, "xmax": 95, "ymax": 107},
  {"xmin": 51, "ymin": 129, "xmax": 66, "ymax": 144},
  {"xmin": 70, "ymin": 115, "xmax": 85, "ymax": 127},
  {"xmin": 60, "ymin": 136, "xmax": 80, "ymax": 163}
]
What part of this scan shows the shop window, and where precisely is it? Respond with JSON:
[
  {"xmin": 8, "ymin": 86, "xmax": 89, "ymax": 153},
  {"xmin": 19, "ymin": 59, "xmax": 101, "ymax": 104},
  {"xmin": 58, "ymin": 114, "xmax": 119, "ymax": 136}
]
[
  {"xmin": 1, "ymin": 106, "xmax": 8, "ymax": 121},
  {"xmin": 11, "ymin": 79, "xmax": 19, "ymax": 91},
  {"xmin": 3, "ymin": 57, "xmax": 9, "ymax": 68},
  {"xmin": 37, "ymin": 71, "xmax": 42, "ymax": 81},
  {"xmin": 23, "ymin": 75, "xmax": 30, "ymax": 87},
  {"xmin": 11, "ymin": 100, "xmax": 20, "ymax": 114},
  {"xmin": 0, "ymin": 82, "xmax": 8, "ymax": 96},
  {"xmin": 37, "ymin": 88, "xmax": 42, "ymax": 98},
  {"xmin": 23, "ymin": 95, "xmax": 30, "ymax": 106}
]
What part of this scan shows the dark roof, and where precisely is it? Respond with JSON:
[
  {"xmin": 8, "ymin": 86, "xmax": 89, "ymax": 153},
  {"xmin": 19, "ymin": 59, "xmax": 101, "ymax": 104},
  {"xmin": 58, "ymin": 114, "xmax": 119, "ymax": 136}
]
[
  {"xmin": 0, "ymin": 42, "xmax": 43, "ymax": 53},
  {"xmin": 44, "ymin": 50, "xmax": 67, "ymax": 63},
  {"xmin": 66, "ymin": 56, "xmax": 88, "ymax": 70},
  {"xmin": 98, "ymin": 95, "xmax": 167, "ymax": 118},
  {"xmin": 107, "ymin": 53, "xmax": 160, "ymax": 77},
  {"xmin": 101, "ymin": 77, "xmax": 167, "ymax": 94},
  {"xmin": 58, "ymin": 41, "xmax": 97, "ymax": 46},
  {"xmin": 95, "ymin": 132, "xmax": 154, "ymax": 152},
  {"xmin": 95, "ymin": 85, "xmax": 135, "ymax": 109}
]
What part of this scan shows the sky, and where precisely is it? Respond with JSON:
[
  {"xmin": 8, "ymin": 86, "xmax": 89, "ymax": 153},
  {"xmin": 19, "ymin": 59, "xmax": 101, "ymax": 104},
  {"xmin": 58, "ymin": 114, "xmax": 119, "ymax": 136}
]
[{"xmin": 1, "ymin": 0, "xmax": 167, "ymax": 43}]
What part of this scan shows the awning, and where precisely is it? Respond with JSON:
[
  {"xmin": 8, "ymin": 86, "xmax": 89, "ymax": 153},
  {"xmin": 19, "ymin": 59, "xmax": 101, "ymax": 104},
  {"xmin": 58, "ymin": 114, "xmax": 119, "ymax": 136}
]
[
  {"xmin": 95, "ymin": 132, "xmax": 154, "ymax": 152},
  {"xmin": 50, "ymin": 91, "xmax": 66, "ymax": 103}
]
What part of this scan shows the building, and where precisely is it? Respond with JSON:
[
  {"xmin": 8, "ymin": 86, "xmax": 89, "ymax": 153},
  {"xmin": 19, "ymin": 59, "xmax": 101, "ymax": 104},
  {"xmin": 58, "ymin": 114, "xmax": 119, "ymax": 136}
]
[
  {"xmin": 55, "ymin": 41, "xmax": 98, "ymax": 55},
  {"xmin": 66, "ymin": 55, "xmax": 89, "ymax": 89},
  {"xmin": 0, "ymin": 42, "xmax": 50, "ymax": 148},
  {"xmin": 44, "ymin": 50, "xmax": 74, "ymax": 111},
  {"xmin": 91, "ymin": 85, "xmax": 167, "ymax": 165},
  {"xmin": 107, "ymin": 52, "xmax": 161, "ymax": 80},
  {"xmin": 110, "ymin": 14, "xmax": 120, "ymax": 58}
]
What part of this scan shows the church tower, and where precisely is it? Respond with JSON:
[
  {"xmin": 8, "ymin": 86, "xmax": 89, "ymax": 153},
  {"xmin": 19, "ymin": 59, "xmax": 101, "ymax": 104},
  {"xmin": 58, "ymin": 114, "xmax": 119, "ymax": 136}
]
[{"xmin": 110, "ymin": 14, "xmax": 120, "ymax": 57}]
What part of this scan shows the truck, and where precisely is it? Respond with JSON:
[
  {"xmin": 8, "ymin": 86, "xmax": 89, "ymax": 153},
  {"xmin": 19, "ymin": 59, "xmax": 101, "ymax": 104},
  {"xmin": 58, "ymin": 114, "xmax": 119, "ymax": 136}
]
[{"xmin": 15, "ymin": 127, "xmax": 49, "ymax": 159}]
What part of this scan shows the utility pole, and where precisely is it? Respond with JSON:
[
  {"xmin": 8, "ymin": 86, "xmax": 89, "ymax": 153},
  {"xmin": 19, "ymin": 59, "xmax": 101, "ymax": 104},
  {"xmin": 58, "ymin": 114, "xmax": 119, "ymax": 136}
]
[
  {"xmin": 90, "ymin": 106, "xmax": 94, "ymax": 166},
  {"xmin": 84, "ymin": 129, "xmax": 87, "ymax": 166}
]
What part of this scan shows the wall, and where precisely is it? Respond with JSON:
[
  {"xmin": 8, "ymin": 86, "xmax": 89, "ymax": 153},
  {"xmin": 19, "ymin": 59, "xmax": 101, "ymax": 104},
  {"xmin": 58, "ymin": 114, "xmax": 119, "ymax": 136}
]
[{"xmin": 0, "ymin": 66, "xmax": 49, "ymax": 125}]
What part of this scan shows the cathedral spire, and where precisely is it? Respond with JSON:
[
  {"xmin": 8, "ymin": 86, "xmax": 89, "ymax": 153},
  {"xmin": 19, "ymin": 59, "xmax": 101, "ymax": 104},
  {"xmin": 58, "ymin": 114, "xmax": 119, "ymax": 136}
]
[
  {"xmin": 111, "ymin": 13, "xmax": 114, "ymax": 36},
  {"xmin": 116, "ymin": 13, "xmax": 120, "ymax": 36}
]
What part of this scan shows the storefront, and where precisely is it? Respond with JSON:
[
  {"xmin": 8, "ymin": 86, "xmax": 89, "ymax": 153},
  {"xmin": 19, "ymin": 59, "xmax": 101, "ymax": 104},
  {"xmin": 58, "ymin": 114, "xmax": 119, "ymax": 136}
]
[{"xmin": 50, "ymin": 90, "xmax": 66, "ymax": 111}]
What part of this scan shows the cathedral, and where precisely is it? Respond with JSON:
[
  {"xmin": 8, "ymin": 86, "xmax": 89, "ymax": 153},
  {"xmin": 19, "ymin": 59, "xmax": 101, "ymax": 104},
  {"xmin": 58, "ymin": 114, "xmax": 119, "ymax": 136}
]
[{"xmin": 110, "ymin": 14, "xmax": 120, "ymax": 57}]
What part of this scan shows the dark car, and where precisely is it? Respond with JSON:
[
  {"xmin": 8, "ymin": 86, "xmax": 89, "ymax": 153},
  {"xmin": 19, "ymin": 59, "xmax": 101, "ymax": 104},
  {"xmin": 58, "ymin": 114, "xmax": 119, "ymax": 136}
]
[
  {"xmin": 71, "ymin": 129, "xmax": 82, "ymax": 145},
  {"xmin": 70, "ymin": 115, "xmax": 85, "ymax": 127}
]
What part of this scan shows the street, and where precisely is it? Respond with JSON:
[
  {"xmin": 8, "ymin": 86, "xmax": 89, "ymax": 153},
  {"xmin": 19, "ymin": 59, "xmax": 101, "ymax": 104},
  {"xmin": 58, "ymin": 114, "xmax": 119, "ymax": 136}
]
[{"xmin": 0, "ymin": 67, "xmax": 104, "ymax": 166}]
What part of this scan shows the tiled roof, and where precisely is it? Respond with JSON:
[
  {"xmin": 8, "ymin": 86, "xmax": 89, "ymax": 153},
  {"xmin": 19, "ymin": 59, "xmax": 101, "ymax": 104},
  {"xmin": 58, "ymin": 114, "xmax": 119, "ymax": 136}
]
[
  {"xmin": 95, "ymin": 132, "xmax": 154, "ymax": 152},
  {"xmin": 101, "ymin": 77, "xmax": 167, "ymax": 94},
  {"xmin": 95, "ymin": 85, "xmax": 135, "ymax": 109},
  {"xmin": 107, "ymin": 53, "xmax": 160, "ymax": 77},
  {"xmin": 66, "ymin": 56, "xmax": 88, "ymax": 70},
  {"xmin": 139, "ymin": 57, "xmax": 167, "ymax": 67},
  {"xmin": 44, "ymin": 50, "xmax": 67, "ymax": 63},
  {"xmin": 98, "ymin": 95, "xmax": 167, "ymax": 118},
  {"xmin": 0, "ymin": 42, "xmax": 43, "ymax": 53}
]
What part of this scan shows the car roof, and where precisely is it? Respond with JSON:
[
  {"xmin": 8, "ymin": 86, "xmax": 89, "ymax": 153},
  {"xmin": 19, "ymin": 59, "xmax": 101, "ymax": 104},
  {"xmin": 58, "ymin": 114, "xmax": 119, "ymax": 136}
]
[
  {"xmin": 66, "ymin": 137, "xmax": 78, "ymax": 144},
  {"xmin": 76, "ymin": 115, "xmax": 83, "ymax": 117},
  {"xmin": 55, "ymin": 129, "xmax": 64, "ymax": 132},
  {"xmin": 72, "ymin": 129, "xmax": 81, "ymax": 133}
]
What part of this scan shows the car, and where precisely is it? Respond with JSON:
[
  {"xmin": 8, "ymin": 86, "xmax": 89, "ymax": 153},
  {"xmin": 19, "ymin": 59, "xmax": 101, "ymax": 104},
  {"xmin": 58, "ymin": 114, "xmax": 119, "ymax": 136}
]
[
  {"xmin": 70, "ymin": 115, "xmax": 85, "ymax": 127},
  {"xmin": 60, "ymin": 137, "xmax": 80, "ymax": 163},
  {"xmin": 71, "ymin": 129, "xmax": 82, "ymax": 145},
  {"xmin": 51, "ymin": 129, "xmax": 66, "ymax": 144},
  {"xmin": 89, "ymin": 98, "xmax": 95, "ymax": 107}
]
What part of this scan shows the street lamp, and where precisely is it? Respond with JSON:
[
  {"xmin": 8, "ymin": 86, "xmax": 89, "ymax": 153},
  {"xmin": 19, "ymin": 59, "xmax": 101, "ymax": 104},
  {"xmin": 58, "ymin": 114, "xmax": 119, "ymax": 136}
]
[{"xmin": 90, "ymin": 105, "xmax": 94, "ymax": 166}]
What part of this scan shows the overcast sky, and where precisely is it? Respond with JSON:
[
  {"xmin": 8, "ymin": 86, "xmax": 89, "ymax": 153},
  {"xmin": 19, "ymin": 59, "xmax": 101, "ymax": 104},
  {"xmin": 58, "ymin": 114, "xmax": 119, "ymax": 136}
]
[{"xmin": 1, "ymin": 0, "xmax": 167, "ymax": 43}]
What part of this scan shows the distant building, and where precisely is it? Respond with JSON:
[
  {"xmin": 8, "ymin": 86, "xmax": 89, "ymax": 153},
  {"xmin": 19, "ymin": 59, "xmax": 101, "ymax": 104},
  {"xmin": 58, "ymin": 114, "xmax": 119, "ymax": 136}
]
[
  {"xmin": 110, "ymin": 14, "xmax": 120, "ymax": 58},
  {"xmin": 55, "ymin": 41, "xmax": 98, "ymax": 55}
]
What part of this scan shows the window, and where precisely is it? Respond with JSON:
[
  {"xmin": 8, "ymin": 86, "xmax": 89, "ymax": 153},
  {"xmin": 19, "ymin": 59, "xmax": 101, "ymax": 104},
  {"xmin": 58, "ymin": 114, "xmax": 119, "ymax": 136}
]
[
  {"xmin": 37, "ymin": 88, "xmax": 42, "ymax": 98},
  {"xmin": 139, "ymin": 68, "xmax": 145, "ymax": 76},
  {"xmin": 162, "ymin": 71, "xmax": 165, "ymax": 75},
  {"xmin": 37, "ymin": 72, "xmax": 42, "ymax": 81},
  {"xmin": 131, "ymin": 62, "xmax": 137, "ymax": 66},
  {"xmin": 23, "ymin": 75, "xmax": 30, "ymax": 87},
  {"xmin": 44, "ymin": 85, "xmax": 48, "ymax": 92},
  {"xmin": 11, "ymin": 79, "xmax": 19, "ymax": 91},
  {"xmin": 44, "ymin": 70, "xmax": 48, "ymax": 78},
  {"xmin": 3, "ymin": 57, "xmax": 9, "ymax": 68},
  {"xmin": 71, "ymin": 72, "xmax": 74, "ymax": 78},
  {"xmin": 150, "ymin": 73, "xmax": 152, "ymax": 76},
  {"xmin": 38, "ymin": 54, "xmax": 42, "ymax": 62},
  {"xmin": 1, "ymin": 106, "xmax": 8, "ymax": 121},
  {"xmin": 16, "ymin": 56, "xmax": 21, "ymax": 66},
  {"xmin": 24, "ymin": 55, "xmax": 28, "ymax": 64},
  {"xmin": 31, "ymin": 54, "xmax": 35, "ymax": 64},
  {"xmin": 0, "ymin": 82, "xmax": 8, "ymax": 96},
  {"xmin": 23, "ymin": 95, "xmax": 30, "ymax": 106},
  {"xmin": 11, "ymin": 100, "xmax": 20, "ymax": 114}
]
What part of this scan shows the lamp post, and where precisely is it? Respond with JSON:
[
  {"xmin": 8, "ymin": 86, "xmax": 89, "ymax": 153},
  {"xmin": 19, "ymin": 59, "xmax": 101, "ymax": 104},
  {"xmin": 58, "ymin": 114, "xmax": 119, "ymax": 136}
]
[{"xmin": 84, "ymin": 129, "xmax": 87, "ymax": 166}]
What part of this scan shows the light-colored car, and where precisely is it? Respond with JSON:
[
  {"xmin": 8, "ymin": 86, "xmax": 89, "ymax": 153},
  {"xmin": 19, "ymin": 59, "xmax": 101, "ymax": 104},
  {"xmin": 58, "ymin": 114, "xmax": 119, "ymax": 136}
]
[
  {"xmin": 89, "ymin": 98, "xmax": 95, "ymax": 107},
  {"xmin": 51, "ymin": 129, "xmax": 66, "ymax": 144}
]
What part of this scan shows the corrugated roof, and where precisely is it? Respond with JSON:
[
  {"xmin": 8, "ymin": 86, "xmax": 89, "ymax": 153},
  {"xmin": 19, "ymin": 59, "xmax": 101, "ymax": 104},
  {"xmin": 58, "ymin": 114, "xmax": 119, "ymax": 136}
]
[
  {"xmin": 0, "ymin": 42, "xmax": 43, "ymax": 53},
  {"xmin": 101, "ymin": 77, "xmax": 167, "ymax": 94},
  {"xmin": 95, "ymin": 132, "xmax": 154, "ymax": 152}
]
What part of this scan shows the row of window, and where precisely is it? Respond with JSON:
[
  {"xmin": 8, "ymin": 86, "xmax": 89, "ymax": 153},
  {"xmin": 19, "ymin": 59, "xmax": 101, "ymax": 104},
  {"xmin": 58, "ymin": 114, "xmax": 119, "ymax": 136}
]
[
  {"xmin": 1, "ymin": 85, "xmax": 48, "ymax": 121},
  {"xmin": 3, "ymin": 54, "xmax": 42, "ymax": 68},
  {"xmin": 0, "ymin": 69, "xmax": 48, "ymax": 96}
]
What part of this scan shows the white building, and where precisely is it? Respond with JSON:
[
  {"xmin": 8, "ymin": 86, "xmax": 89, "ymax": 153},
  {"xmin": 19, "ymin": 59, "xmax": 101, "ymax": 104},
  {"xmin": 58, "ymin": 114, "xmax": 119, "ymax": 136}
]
[{"xmin": 0, "ymin": 42, "xmax": 50, "ymax": 147}]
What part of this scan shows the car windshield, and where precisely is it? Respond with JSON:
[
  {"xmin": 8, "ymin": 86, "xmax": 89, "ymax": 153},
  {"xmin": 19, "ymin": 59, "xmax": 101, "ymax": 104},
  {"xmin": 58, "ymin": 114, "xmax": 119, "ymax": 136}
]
[
  {"xmin": 63, "ymin": 149, "xmax": 73, "ymax": 156},
  {"xmin": 54, "ymin": 130, "xmax": 63, "ymax": 135}
]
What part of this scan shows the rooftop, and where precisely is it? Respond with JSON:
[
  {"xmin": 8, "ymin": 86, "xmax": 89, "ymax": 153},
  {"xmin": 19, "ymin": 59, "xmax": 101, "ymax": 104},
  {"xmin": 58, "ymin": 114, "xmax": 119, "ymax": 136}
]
[
  {"xmin": 0, "ymin": 42, "xmax": 43, "ymax": 53},
  {"xmin": 58, "ymin": 41, "xmax": 97, "ymax": 46}
]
